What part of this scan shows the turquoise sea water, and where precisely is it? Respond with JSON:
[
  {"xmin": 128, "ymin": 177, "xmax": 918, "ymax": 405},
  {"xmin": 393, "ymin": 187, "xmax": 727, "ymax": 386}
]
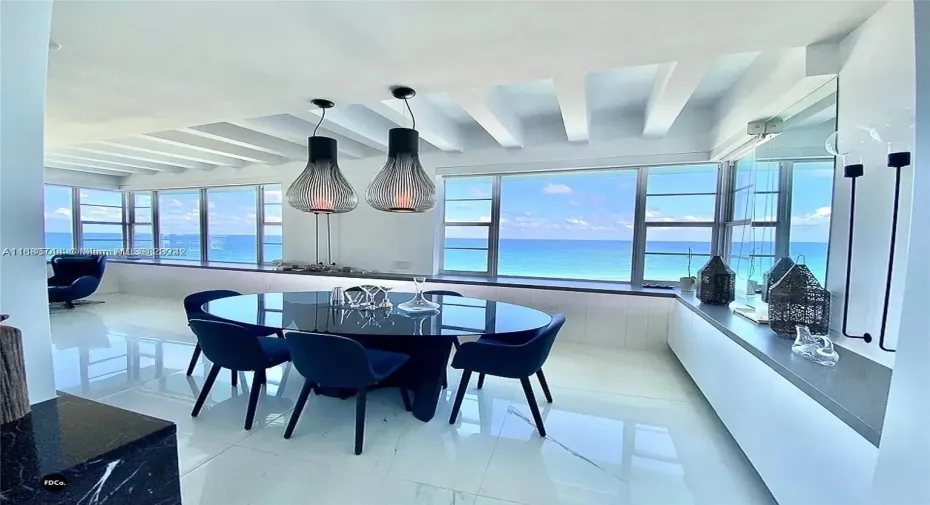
[{"xmin": 45, "ymin": 232, "xmax": 827, "ymax": 284}]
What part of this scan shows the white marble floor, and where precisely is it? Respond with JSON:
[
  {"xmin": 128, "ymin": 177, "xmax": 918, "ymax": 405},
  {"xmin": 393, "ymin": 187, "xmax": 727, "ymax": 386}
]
[{"xmin": 49, "ymin": 294, "xmax": 775, "ymax": 505}]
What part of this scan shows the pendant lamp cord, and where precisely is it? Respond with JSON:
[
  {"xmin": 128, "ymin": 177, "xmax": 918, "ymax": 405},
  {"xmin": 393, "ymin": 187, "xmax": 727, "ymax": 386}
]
[
  {"xmin": 313, "ymin": 107, "xmax": 326, "ymax": 137},
  {"xmin": 404, "ymin": 98, "xmax": 416, "ymax": 130}
]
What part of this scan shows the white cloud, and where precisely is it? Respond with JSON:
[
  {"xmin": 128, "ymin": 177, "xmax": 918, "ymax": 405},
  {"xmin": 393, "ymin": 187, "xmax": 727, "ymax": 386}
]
[
  {"xmin": 792, "ymin": 207, "xmax": 832, "ymax": 226},
  {"xmin": 565, "ymin": 218, "xmax": 590, "ymax": 227},
  {"xmin": 542, "ymin": 183, "xmax": 573, "ymax": 194},
  {"xmin": 45, "ymin": 208, "xmax": 72, "ymax": 221},
  {"xmin": 567, "ymin": 200, "xmax": 583, "ymax": 207}
]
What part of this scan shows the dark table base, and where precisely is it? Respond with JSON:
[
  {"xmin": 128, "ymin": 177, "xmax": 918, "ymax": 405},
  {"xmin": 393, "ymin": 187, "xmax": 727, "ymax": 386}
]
[{"xmin": 315, "ymin": 335, "xmax": 454, "ymax": 422}]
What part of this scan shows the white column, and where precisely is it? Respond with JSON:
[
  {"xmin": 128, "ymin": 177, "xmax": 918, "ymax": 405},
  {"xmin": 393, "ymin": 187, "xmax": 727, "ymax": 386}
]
[
  {"xmin": 869, "ymin": 1, "xmax": 930, "ymax": 503},
  {"xmin": 0, "ymin": 0, "xmax": 56, "ymax": 404}
]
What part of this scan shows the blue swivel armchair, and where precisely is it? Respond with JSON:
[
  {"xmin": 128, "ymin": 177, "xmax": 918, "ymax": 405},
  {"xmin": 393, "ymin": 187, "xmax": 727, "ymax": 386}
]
[
  {"xmin": 283, "ymin": 332, "xmax": 411, "ymax": 455},
  {"xmin": 188, "ymin": 319, "xmax": 291, "ymax": 430},
  {"xmin": 183, "ymin": 290, "xmax": 282, "ymax": 387},
  {"xmin": 449, "ymin": 314, "xmax": 566, "ymax": 437},
  {"xmin": 47, "ymin": 254, "xmax": 107, "ymax": 307}
]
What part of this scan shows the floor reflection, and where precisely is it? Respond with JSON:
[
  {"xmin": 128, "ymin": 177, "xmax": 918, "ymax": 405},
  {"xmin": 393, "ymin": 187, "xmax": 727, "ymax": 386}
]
[{"xmin": 48, "ymin": 294, "xmax": 775, "ymax": 505}]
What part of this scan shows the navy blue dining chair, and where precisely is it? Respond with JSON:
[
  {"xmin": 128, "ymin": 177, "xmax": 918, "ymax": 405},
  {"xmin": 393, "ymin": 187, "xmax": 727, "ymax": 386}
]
[
  {"xmin": 184, "ymin": 290, "xmax": 283, "ymax": 386},
  {"xmin": 188, "ymin": 319, "xmax": 291, "ymax": 430},
  {"xmin": 449, "ymin": 314, "xmax": 565, "ymax": 437},
  {"xmin": 283, "ymin": 331, "xmax": 412, "ymax": 455}
]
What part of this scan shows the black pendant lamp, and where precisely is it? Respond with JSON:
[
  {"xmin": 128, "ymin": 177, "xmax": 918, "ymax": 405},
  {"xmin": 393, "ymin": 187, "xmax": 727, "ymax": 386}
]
[
  {"xmin": 366, "ymin": 86, "xmax": 436, "ymax": 213},
  {"xmin": 287, "ymin": 99, "xmax": 358, "ymax": 215}
]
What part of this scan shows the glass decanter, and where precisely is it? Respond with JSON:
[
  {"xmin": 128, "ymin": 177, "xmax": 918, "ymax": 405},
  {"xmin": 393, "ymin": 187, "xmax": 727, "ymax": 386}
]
[
  {"xmin": 791, "ymin": 325, "xmax": 839, "ymax": 367},
  {"xmin": 397, "ymin": 276, "xmax": 440, "ymax": 313}
]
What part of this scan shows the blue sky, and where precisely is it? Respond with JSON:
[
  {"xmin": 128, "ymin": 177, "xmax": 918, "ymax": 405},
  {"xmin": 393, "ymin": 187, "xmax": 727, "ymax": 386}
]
[
  {"xmin": 43, "ymin": 185, "xmax": 283, "ymax": 237},
  {"xmin": 445, "ymin": 162, "xmax": 834, "ymax": 243}
]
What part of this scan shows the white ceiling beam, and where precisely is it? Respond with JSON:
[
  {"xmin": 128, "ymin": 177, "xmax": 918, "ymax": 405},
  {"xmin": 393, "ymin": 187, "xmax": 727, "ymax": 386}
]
[
  {"xmin": 298, "ymin": 107, "xmax": 390, "ymax": 152},
  {"xmin": 48, "ymin": 150, "xmax": 186, "ymax": 174},
  {"xmin": 553, "ymin": 74, "xmax": 590, "ymax": 143},
  {"xmin": 366, "ymin": 98, "xmax": 464, "ymax": 152},
  {"xmin": 99, "ymin": 137, "xmax": 247, "ymax": 167},
  {"xmin": 711, "ymin": 44, "xmax": 837, "ymax": 160},
  {"xmin": 643, "ymin": 59, "xmax": 712, "ymax": 138},
  {"xmin": 44, "ymin": 161, "xmax": 138, "ymax": 177},
  {"xmin": 68, "ymin": 143, "xmax": 216, "ymax": 171},
  {"xmin": 450, "ymin": 88, "xmax": 524, "ymax": 148},
  {"xmin": 144, "ymin": 130, "xmax": 289, "ymax": 165},
  {"xmin": 229, "ymin": 115, "xmax": 369, "ymax": 159},
  {"xmin": 45, "ymin": 157, "xmax": 152, "ymax": 174},
  {"xmin": 187, "ymin": 122, "xmax": 307, "ymax": 160},
  {"xmin": 783, "ymin": 91, "xmax": 837, "ymax": 129}
]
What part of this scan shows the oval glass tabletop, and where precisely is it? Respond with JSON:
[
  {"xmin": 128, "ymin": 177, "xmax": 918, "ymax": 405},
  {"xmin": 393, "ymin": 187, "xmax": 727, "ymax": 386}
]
[{"xmin": 203, "ymin": 291, "xmax": 553, "ymax": 338}]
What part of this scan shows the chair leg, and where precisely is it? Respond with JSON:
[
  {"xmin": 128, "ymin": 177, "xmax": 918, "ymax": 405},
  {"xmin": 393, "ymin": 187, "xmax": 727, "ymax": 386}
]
[
  {"xmin": 191, "ymin": 364, "xmax": 220, "ymax": 417},
  {"xmin": 283, "ymin": 381, "xmax": 313, "ymax": 439},
  {"xmin": 477, "ymin": 373, "xmax": 485, "ymax": 389},
  {"xmin": 275, "ymin": 329, "xmax": 285, "ymax": 338},
  {"xmin": 442, "ymin": 373, "xmax": 448, "ymax": 390},
  {"xmin": 231, "ymin": 369, "xmax": 237, "ymax": 387},
  {"xmin": 244, "ymin": 370, "xmax": 265, "ymax": 430},
  {"xmin": 536, "ymin": 369, "xmax": 553, "ymax": 403},
  {"xmin": 355, "ymin": 388, "xmax": 368, "ymax": 455},
  {"xmin": 186, "ymin": 344, "xmax": 202, "ymax": 376},
  {"xmin": 448, "ymin": 370, "xmax": 472, "ymax": 424},
  {"xmin": 399, "ymin": 387, "xmax": 412, "ymax": 412},
  {"xmin": 520, "ymin": 377, "xmax": 546, "ymax": 437}
]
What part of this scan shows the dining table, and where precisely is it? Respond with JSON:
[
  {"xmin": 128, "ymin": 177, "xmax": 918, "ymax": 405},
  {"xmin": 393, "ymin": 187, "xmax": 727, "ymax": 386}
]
[{"xmin": 202, "ymin": 291, "xmax": 553, "ymax": 422}]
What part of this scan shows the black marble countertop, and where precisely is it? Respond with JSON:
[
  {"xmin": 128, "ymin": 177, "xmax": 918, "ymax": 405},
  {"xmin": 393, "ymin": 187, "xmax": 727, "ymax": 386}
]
[
  {"xmin": 107, "ymin": 258, "xmax": 679, "ymax": 297},
  {"xmin": 676, "ymin": 292, "xmax": 891, "ymax": 447},
  {"xmin": 1, "ymin": 393, "xmax": 176, "ymax": 488}
]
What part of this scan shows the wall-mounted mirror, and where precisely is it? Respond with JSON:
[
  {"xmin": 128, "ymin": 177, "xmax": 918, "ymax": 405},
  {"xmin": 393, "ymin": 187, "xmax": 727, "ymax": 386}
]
[{"xmin": 724, "ymin": 78, "xmax": 837, "ymax": 309}]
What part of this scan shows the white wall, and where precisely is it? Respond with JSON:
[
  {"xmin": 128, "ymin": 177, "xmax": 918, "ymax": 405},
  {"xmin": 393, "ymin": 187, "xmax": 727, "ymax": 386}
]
[
  {"xmin": 107, "ymin": 261, "xmax": 674, "ymax": 351},
  {"xmin": 828, "ymin": 1, "xmax": 915, "ymax": 367},
  {"xmin": 755, "ymin": 122, "xmax": 835, "ymax": 160},
  {"xmin": 0, "ymin": 0, "xmax": 58, "ymax": 405},
  {"xmin": 869, "ymin": 2, "xmax": 930, "ymax": 502}
]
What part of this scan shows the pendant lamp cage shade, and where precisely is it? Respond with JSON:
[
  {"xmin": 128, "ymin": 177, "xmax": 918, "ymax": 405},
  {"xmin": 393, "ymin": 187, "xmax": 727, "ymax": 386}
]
[
  {"xmin": 366, "ymin": 86, "xmax": 436, "ymax": 213},
  {"xmin": 366, "ymin": 128, "xmax": 435, "ymax": 213},
  {"xmin": 287, "ymin": 100, "xmax": 358, "ymax": 215}
]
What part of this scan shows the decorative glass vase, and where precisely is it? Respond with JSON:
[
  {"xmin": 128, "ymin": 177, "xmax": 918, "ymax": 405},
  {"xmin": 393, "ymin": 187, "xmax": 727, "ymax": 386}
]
[
  {"xmin": 397, "ymin": 277, "xmax": 440, "ymax": 313},
  {"xmin": 791, "ymin": 325, "xmax": 839, "ymax": 367}
]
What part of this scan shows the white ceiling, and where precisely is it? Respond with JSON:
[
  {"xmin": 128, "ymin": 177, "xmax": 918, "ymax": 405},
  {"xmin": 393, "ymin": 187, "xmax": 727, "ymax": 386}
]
[{"xmin": 43, "ymin": 1, "xmax": 883, "ymax": 180}]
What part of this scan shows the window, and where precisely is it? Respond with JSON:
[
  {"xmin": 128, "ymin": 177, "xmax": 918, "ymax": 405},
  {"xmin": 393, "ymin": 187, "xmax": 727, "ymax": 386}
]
[
  {"xmin": 261, "ymin": 184, "xmax": 283, "ymax": 263},
  {"xmin": 158, "ymin": 190, "xmax": 202, "ymax": 261},
  {"xmin": 789, "ymin": 161, "xmax": 834, "ymax": 284},
  {"xmin": 128, "ymin": 192, "xmax": 154, "ymax": 254},
  {"xmin": 442, "ymin": 177, "xmax": 493, "ymax": 273},
  {"xmin": 725, "ymin": 157, "xmax": 778, "ymax": 284},
  {"xmin": 207, "ymin": 186, "xmax": 258, "ymax": 263},
  {"xmin": 498, "ymin": 170, "xmax": 637, "ymax": 281},
  {"xmin": 44, "ymin": 185, "xmax": 74, "ymax": 254},
  {"xmin": 642, "ymin": 165, "xmax": 719, "ymax": 281},
  {"xmin": 79, "ymin": 188, "xmax": 124, "ymax": 250}
]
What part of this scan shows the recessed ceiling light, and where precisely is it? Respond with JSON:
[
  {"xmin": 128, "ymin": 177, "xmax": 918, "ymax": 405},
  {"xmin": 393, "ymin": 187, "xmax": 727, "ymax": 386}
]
[{"xmin": 49, "ymin": 40, "xmax": 61, "ymax": 51}]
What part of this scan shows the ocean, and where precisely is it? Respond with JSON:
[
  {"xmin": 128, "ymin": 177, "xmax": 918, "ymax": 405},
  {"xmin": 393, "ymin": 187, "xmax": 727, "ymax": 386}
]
[{"xmin": 44, "ymin": 232, "xmax": 828, "ymax": 284}]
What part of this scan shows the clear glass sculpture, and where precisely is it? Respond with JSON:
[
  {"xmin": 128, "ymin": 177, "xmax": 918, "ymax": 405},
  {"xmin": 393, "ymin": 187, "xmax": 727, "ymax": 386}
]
[
  {"xmin": 791, "ymin": 325, "xmax": 839, "ymax": 367},
  {"xmin": 397, "ymin": 277, "xmax": 440, "ymax": 313}
]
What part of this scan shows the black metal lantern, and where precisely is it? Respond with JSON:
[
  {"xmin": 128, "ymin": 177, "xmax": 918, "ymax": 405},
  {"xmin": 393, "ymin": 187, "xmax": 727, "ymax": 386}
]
[
  {"xmin": 697, "ymin": 256, "xmax": 735, "ymax": 305},
  {"xmin": 286, "ymin": 99, "xmax": 358, "ymax": 215},
  {"xmin": 366, "ymin": 86, "xmax": 436, "ymax": 213},
  {"xmin": 768, "ymin": 264, "xmax": 831, "ymax": 338},
  {"xmin": 762, "ymin": 257, "xmax": 795, "ymax": 303}
]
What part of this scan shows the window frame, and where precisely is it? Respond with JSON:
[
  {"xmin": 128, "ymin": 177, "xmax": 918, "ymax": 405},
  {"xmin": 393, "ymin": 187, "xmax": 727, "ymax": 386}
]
[
  {"xmin": 127, "ymin": 191, "xmax": 156, "ymax": 256},
  {"xmin": 77, "ymin": 188, "xmax": 127, "ymax": 251},
  {"xmin": 636, "ymin": 165, "xmax": 722, "ymax": 284},
  {"xmin": 259, "ymin": 184, "xmax": 283, "ymax": 265},
  {"xmin": 438, "ymin": 163, "xmax": 723, "ymax": 284},
  {"xmin": 437, "ymin": 176, "xmax": 499, "ymax": 276}
]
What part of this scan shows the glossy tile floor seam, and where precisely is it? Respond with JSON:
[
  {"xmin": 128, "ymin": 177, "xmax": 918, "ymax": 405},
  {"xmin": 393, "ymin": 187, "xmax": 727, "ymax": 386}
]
[{"xmin": 49, "ymin": 294, "xmax": 776, "ymax": 505}]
